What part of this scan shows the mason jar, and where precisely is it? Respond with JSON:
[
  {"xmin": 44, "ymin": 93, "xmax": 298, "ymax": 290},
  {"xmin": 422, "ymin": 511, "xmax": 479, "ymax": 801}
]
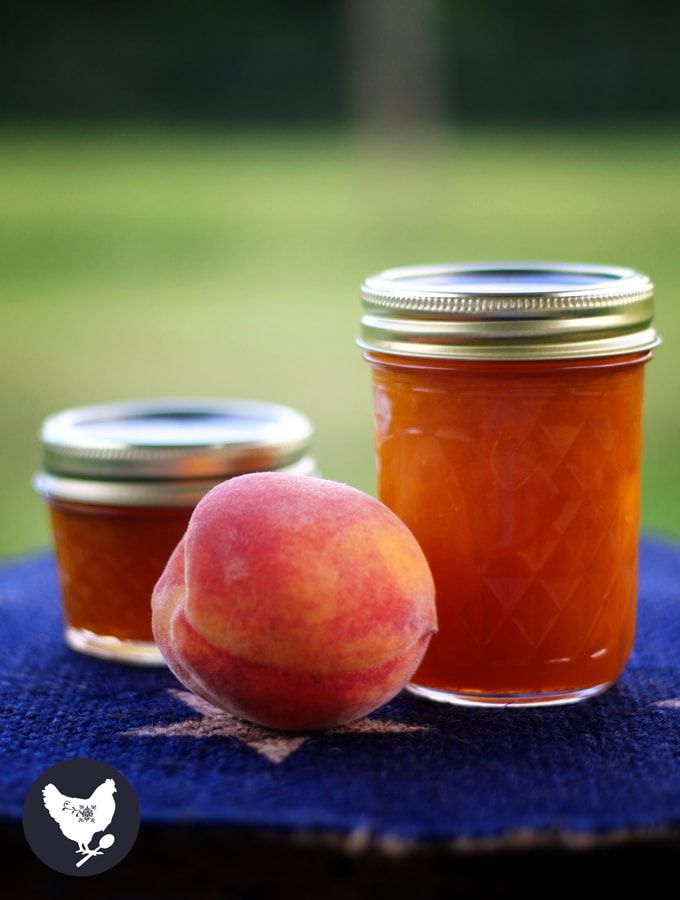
[
  {"xmin": 35, "ymin": 398, "xmax": 315, "ymax": 665},
  {"xmin": 359, "ymin": 263, "xmax": 659, "ymax": 706}
]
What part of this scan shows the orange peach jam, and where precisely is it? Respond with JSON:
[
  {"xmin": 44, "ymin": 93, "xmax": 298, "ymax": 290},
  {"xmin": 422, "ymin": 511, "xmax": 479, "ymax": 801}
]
[
  {"xmin": 367, "ymin": 351, "xmax": 649, "ymax": 701},
  {"xmin": 359, "ymin": 262, "xmax": 658, "ymax": 705},
  {"xmin": 48, "ymin": 499, "xmax": 191, "ymax": 644}
]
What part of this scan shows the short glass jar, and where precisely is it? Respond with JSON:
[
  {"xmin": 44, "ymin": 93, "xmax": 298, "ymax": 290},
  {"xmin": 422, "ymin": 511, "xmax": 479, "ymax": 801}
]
[
  {"xmin": 359, "ymin": 263, "xmax": 659, "ymax": 706},
  {"xmin": 35, "ymin": 398, "xmax": 315, "ymax": 665}
]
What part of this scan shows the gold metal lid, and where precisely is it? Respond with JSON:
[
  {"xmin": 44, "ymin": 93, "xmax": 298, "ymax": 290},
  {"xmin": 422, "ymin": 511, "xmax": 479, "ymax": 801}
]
[
  {"xmin": 358, "ymin": 262, "xmax": 659, "ymax": 360},
  {"xmin": 35, "ymin": 398, "xmax": 316, "ymax": 506}
]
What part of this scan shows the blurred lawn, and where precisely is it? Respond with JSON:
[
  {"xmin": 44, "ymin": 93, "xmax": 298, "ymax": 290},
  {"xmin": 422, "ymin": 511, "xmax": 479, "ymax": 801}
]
[{"xmin": 1, "ymin": 125, "xmax": 679, "ymax": 557}]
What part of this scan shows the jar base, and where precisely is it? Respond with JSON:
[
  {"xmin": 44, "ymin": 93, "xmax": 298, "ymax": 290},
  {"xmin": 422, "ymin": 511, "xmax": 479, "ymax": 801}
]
[
  {"xmin": 407, "ymin": 680, "xmax": 614, "ymax": 708},
  {"xmin": 65, "ymin": 626, "xmax": 166, "ymax": 667}
]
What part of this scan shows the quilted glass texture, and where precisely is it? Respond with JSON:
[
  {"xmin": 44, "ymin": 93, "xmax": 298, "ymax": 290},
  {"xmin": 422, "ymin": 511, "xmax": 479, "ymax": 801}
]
[{"xmin": 369, "ymin": 353, "xmax": 648, "ymax": 696}]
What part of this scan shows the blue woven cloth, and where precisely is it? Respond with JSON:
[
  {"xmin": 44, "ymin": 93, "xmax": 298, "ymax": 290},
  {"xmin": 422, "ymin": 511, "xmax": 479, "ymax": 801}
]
[{"xmin": 2, "ymin": 537, "xmax": 680, "ymax": 847}]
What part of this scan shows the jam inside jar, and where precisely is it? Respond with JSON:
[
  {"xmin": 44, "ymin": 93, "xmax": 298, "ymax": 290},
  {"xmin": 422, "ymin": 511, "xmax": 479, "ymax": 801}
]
[
  {"xmin": 48, "ymin": 500, "xmax": 192, "ymax": 652},
  {"xmin": 367, "ymin": 351, "xmax": 650, "ymax": 705},
  {"xmin": 359, "ymin": 262, "xmax": 659, "ymax": 706}
]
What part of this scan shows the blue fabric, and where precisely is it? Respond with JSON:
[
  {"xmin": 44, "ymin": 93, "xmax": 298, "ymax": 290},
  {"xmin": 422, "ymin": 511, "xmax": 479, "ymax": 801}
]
[{"xmin": 2, "ymin": 537, "xmax": 680, "ymax": 845}]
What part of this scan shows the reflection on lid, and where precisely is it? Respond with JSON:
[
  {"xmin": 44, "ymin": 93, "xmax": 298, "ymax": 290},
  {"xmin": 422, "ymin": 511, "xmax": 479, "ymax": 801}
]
[
  {"xmin": 399, "ymin": 269, "xmax": 620, "ymax": 294},
  {"xmin": 78, "ymin": 411, "xmax": 291, "ymax": 448}
]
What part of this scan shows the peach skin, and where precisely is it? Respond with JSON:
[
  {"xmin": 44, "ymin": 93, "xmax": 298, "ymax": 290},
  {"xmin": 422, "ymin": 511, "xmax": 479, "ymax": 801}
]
[{"xmin": 152, "ymin": 473, "xmax": 437, "ymax": 730}]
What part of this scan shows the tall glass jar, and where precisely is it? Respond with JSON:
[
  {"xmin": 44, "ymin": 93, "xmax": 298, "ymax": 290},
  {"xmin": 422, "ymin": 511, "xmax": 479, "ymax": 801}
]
[
  {"xmin": 359, "ymin": 263, "xmax": 659, "ymax": 706},
  {"xmin": 35, "ymin": 399, "xmax": 315, "ymax": 665}
]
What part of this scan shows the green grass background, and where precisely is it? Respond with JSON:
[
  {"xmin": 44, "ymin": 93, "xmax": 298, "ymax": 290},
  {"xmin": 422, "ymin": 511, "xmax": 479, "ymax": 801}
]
[{"xmin": 1, "ymin": 126, "xmax": 678, "ymax": 558}]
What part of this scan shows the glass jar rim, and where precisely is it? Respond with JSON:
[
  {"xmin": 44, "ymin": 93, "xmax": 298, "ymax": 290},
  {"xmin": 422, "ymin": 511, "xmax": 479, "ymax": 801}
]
[
  {"xmin": 37, "ymin": 398, "xmax": 315, "ymax": 490},
  {"xmin": 34, "ymin": 455, "xmax": 318, "ymax": 507},
  {"xmin": 358, "ymin": 261, "xmax": 659, "ymax": 361}
]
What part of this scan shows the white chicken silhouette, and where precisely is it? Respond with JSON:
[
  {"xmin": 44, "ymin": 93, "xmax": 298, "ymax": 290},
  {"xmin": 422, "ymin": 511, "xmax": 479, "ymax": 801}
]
[{"xmin": 42, "ymin": 778, "xmax": 117, "ymax": 856}]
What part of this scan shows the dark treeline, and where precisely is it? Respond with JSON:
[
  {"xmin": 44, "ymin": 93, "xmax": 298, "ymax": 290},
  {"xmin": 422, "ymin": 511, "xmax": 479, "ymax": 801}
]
[{"xmin": 2, "ymin": 0, "xmax": 678, "ymax": 123}]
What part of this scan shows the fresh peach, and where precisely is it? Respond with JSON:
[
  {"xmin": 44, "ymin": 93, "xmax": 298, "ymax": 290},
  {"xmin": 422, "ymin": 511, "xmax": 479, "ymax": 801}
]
[{"xmin": 152, "ymin": 473, "xmax": 436, "ymax": 730}]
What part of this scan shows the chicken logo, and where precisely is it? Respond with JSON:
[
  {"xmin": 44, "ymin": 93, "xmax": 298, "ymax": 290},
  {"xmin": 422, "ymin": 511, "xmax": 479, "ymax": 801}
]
[
  {"xmin": 42, "ymin": 778, "xmax": 117, "ymax": 867},
  {"xmin": 23, "ymin": 759, "xmax": 139, "ymax": 876}
]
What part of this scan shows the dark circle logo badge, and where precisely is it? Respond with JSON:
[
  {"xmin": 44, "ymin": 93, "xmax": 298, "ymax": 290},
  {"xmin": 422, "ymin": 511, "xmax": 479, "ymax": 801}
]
[{"xmin": 22, "ymin": 759, "xmax": 140, "ymax": 876}]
